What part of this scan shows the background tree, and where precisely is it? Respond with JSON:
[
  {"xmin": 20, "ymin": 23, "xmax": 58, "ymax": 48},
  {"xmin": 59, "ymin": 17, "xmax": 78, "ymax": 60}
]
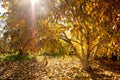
[
  {"xmin": 2, "ymin": 0, "xmax": 66, "ymax": 56},
  {"xmin": 2, "ymin": 0, "xmax": 47, "ymax": 55}
]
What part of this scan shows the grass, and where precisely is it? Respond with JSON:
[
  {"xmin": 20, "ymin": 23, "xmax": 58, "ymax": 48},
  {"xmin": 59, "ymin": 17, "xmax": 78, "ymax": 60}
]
[{"xmin": 0, "ymin": 53, "xmax": 32, "ymax": 61}]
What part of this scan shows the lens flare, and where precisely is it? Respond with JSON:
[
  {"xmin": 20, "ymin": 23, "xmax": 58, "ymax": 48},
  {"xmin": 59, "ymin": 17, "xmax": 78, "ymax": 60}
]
[{"xmin": 31, "ymin": 0, "xmax": 36, "ymax": 4}]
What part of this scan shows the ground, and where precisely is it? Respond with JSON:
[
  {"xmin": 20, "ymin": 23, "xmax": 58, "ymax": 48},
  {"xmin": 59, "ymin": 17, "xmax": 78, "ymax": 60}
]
[{"xmin": 0, "ymin": 56, "xmax": 120, "ymax": 80}]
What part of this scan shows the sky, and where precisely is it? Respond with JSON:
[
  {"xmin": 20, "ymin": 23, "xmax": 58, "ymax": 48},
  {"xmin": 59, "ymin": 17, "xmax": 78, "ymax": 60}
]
[
  {"xmin": 0, "ymin": 1, "xmax": 6, "ymax": 15},
  {"xmin": 0, "ymin": 1, "xmax": 6, "ymax": 25},
  {"xmin": 0, "ymin": 1, "xmax": 6, "ymax": 38}
]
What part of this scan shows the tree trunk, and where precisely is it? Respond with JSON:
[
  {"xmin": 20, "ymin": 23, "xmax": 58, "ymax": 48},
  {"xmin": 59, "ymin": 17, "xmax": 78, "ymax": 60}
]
[
  {"xmin": 18, "ymin": 49, "xmax": 24, "ymax": 56},
  {"xmin": 81, "ymin": 59, "xmax": 90, "ymax": 71}
]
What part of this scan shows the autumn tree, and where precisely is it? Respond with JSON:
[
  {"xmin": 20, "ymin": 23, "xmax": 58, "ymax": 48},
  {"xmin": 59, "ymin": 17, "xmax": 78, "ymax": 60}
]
[
  {"xmin": 2, "ymin": 0, "xmax": 65, "ymax": 57},
  {"xmin": 41, "ymin": 0, "xmax": 120, "ymax": 70},
  {"xmin": 2, "ymin": 0, "xmax": 49, "ymax": 55}
]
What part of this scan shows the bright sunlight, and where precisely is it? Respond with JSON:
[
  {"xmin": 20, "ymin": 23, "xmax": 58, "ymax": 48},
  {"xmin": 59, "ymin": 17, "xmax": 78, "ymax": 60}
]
[
  {"xmin": 30, "ymin": 0, "xmax": 49, "ymax": 16},
  {"xmin": 31, "ymin": 0, "xmax": 39, "ymax": 6}
]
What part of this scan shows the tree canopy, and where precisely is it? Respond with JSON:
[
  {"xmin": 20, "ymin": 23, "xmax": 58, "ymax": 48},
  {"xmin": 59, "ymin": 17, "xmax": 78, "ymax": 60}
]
[{"xmin": 1, "ymin": 0, "xmax": 120, "ymax": 70}]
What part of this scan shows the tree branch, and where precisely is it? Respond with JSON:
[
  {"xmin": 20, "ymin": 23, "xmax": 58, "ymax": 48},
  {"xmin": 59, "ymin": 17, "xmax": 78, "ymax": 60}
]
[
  {"xmin": 61, "ymin": 32, "xmax": 82, "ymax": 60},
  {"xmin": 89, "ymin": 37, "xmax": 106, "ymax": 53},
  {"xmin": 90, "ymin": 44, "xmax": 100, "ymax": 62}
]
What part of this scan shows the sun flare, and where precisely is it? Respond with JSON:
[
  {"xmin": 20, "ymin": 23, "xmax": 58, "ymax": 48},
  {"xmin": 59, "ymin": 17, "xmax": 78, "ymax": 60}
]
[
  {"xmin": 31, "ymin": 0, "xmax": 37, "ymax": 3},
  {"xmin": 31, "ymin": 0, "xmax": 39, "ymax": 6}
]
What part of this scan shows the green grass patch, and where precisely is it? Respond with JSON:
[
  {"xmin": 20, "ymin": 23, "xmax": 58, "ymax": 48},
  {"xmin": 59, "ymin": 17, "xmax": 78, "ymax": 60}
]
[{"xmin": 0, "ymin": 53, "xmax": 32, "ymax": 61}]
